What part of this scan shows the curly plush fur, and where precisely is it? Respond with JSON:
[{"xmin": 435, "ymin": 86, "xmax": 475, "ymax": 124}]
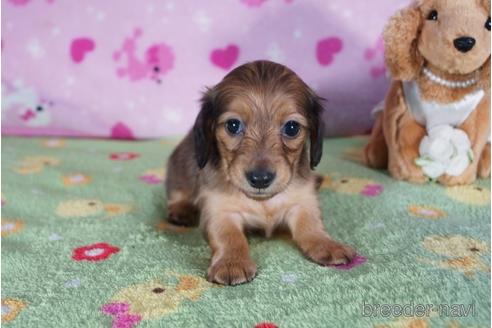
[{"xmin": 365, "ymin": 0, "xmax": 491, "ymax": 185}]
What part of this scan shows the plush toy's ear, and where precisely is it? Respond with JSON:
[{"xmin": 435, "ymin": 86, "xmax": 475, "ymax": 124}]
[
  {"xmin": 478, "ymin": 57, "xmax": 490, "ymax": 90},
  {"xmin": 193, "ymin": 89, "xmax": 218, "ymax": 169},
  {"xmin": 307, "ymin": 94, "xmax": 325, "ymax": 170},
  {"xmin": 482, "ymin": 0, "xmax": 491, "ymax": 12},
  {"xmin": 383, "ymin": 3, "xmax": 424, "ymax": 81}
]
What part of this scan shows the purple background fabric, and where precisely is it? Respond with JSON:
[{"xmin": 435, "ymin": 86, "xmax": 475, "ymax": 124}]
[{"xmin": 2, "ymin": 0, "xmax": 409, "ymax": 138}]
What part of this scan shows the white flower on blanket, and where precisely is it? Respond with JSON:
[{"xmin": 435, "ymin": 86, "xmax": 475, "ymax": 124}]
[{"xmin": 415, "ymin": 125, "xmax": 473, "ymax": 179}]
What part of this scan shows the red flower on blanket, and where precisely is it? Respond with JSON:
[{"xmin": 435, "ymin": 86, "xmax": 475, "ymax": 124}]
[
  {"xmin": 72, "ymin": 242, "xmax": 120, "ymax": 262},
  {"xmin": 255, "ymin": 323, "xmax": 278, "ymax": 328},
  {"xmin": 109, "ymin": 152, "xmax": 139, "ymax": 161}
]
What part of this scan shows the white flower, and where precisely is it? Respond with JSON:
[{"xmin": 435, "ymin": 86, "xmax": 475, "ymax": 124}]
[{"xmin": 415, "ymin": 125, "xmax": 472, "ymax": 179}]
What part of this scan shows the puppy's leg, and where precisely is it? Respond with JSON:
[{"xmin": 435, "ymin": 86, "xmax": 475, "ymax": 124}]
[
  {"xmin": 205, "ymin": 216, "xmax": 256, "ymax": 285},
  {"xmin": 165, "ymin": 133, "xmax": 200, "ymax": 226},
  {"xmin": 286, "ymin": 205, "xmax": 356, "ymax": 266},
  {"xmin": 478, "ymin": 143, "xmax": 491, "ymax": 178},
  {"xmin": 167, "ymin": 191, "xmax": 199, "ymax": 226},
  {"xmin": 364, "ymin": 113, "xmax": 388, "ymax": 169}
]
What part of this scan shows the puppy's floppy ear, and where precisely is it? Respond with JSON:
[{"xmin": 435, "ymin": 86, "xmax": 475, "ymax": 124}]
[
  {"xmin": 193, "ymin": 89, "xmax": 218, "ymax": 169},
  {"xmin": 383, "ymin": 3, "xmax": 424, "ymax": 81},
  {"xmin": 307, "ymin": 93, "xmax": 325, "ymax": 170}
]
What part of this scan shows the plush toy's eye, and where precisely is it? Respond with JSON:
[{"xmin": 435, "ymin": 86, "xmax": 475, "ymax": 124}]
[
  {"xmin": 225, "ymin": 119, "xmax": 243, "ymax": 135},
  {"xmin": 36, "ymin": 105, "xmax": 43, "ymax": 112},
  {"xmin": 486, "ymin": 17, "xmax": 491, "ymax": 31},
  {"xmin": 427, "ymin": 10, "xmax": 438, "ymax": 21},
  {"xmin": 282, "ymin": 120, "xmax": 301, "ymax": 138}
]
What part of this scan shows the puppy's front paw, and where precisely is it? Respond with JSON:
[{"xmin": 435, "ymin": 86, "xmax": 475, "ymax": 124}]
[
  {"xmin": 207, "ymin": 257, "xmax": 257, "ymax": 285},
  {"xmin": 305, "ymin": 239, "xmax": 356, "ymax": 266}
]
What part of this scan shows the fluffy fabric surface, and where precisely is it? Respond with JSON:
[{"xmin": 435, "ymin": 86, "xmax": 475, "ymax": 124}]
[{"xmin": 1, "ymin": 136, "xmax": 490, "ymax": 327}]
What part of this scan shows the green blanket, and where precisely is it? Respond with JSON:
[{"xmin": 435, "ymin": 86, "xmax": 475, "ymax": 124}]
[{"xmin": 1, "ymin": 136, "xmax": 490, "ymax": 328}]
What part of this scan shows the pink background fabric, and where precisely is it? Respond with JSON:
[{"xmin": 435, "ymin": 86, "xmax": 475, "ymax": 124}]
[{"xmin": 2, "ymin": 0, "xmax": 408, "ymax": 139}]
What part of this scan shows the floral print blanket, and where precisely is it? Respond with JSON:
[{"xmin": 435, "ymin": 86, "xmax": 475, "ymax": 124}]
[{"xmin": 1, "ymin": 136, "xmax": 490, "ymax": 327}]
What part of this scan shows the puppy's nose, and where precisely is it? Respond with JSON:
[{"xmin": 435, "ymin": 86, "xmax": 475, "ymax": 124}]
[
  {"xmin": 454, "ymin": 37, "xmax": 476, "ymax": 53},
  {"xmin": 246, "ymin": 170, "xmax": 276, "ymax": 189}
]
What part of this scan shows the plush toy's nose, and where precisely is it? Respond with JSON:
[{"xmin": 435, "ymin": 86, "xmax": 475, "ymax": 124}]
[{"xmin": 454, "ymin": 37, "xmax": 476, "ymax": 53}]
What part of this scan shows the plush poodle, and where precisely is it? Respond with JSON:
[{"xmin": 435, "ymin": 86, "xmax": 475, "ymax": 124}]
[{"xmin": 365, "ymin": 0, "xmax": 491, "ymax": 185}]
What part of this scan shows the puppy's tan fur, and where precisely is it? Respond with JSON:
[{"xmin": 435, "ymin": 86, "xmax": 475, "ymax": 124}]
[
  {"xmin": 166, "ymin": 61, "xmax": 355, "ymax": 285},
  {"xmin": 365, "ymin": 0, "xmax": 491, "ymax": 185}
]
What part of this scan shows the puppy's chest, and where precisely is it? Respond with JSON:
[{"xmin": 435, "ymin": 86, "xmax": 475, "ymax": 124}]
[{"xmin": 240, "ymin": 194, "xmax": 293, "ymax": 233}]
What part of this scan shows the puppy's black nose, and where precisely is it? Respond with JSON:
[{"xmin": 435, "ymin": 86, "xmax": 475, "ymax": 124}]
[
  {"xmin": 454, "ymin": 37, "xmax": 476, "ymax": 53},
  {"xmin": 246, "ymin": 170, "xmax": 275, "ymax": 189}
]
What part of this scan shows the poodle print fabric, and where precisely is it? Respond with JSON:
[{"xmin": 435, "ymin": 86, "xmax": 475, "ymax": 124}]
[{"xmin": 2, "ymin": 0, "xmax": 408, "ymax": 139}]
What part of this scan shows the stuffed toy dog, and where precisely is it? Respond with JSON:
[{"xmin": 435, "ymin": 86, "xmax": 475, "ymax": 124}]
[{"xmin": 365, "ymin": 0, "xmax": 490, "ymax": 185}]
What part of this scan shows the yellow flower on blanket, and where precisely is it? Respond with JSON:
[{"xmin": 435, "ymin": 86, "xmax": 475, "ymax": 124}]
[
  {"xmin": 156, "ymin": 221, "xmax": 191, "ymax": 234},
  {"xmin": 62, "ymin": 173, "xmax": 92, "ymax": 186},
  {"xmin": 374, "ymin": 317, "xmax": 429, "ymax": 328},
  {"xmin": 40, "ymin": 138, "xmax": 66, "ymax": 148},
  {"xmin": 445, "ymin": 185, "xmax": 490, "ymax": 206},
  {"xmin": 321, "ymin": 175, "xmax": 383, "ymax": 197},
  {"xmin": 419, "ymin": 235, "xmax": 490, "ymax": 277},
  {"xmin": 1, "ymin": 298, "xmax": 26, "ymax": 322},
  {"xmin": 13, "ymin": 156, "xmax": 60, "ymax": 175},
  {"xmin": 104, "ymin": 203, "xmax": 133, "ymax": 216},
  {"xmin": 408, "ymin": 205, "xmax": 446, "ymax": 220},
  {"xmin": 55, "ymin": 199, "xmax": 132, "ymax": 218},
  {"xmin": 101, "ymin": 272, "xmax": 216, "ymax": 323},
  {"xmin": 1, "ymin": 219, "xmax": 24, "ymax": 237}
]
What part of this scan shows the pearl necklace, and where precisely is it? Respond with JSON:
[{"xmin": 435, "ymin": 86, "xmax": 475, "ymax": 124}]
[{"xmin": 422, "ymin": 67, "xmax": 478, "ymax": 89}]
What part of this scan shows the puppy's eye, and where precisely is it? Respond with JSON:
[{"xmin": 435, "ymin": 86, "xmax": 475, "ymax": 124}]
[
  {"xmin": 282, "ymin": 120, "xmax": 300, "ymax": 138},
  {"xmin": 486, "ymin": 17, "xmax": 491, "ymax": 31},
  {"xmin": 427, "ymin": 10, "xmax": 438, "ymax": 21},
  {"xmin": 225, "ymin": 119, "xmax": 243, "ymax": 135}
]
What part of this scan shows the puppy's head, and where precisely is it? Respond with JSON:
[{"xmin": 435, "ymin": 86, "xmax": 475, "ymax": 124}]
[
  {"xmin": 193, "ymin": 60, "xmax": 324, "ymax": 200},
  {"xmin": 384, "ymin": 0, "xmax": 491, "ymax": 79}
]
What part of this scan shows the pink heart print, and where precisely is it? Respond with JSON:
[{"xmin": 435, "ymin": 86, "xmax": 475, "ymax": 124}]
[
  {"xmin": 370, "ymin": 65, "xmax": 386, "ymax": 79},
  {"xmin": 110, "ymin": 122, "xmax": 135, "ymax": 140},
  {"xmin": 8, "ymin": 0, "xmax": 30, "ymax": 5},
  {"xmin": 364, "ymin": 37, "xmax": 384, "ymax": 61},
  {"xmin": 316, "ymin": 37, "xmax": 343, "ymax": 66},
  {"xmin": 71, "ymin": 38, "xmax": 95, "ymax": 63},
  {"xmin": 241, "ymin": 0, "xmax": 267, "ymax": 7},
  {"xmin": 210, "ymin": 44, "xmax": 239, "ymax": 70}
]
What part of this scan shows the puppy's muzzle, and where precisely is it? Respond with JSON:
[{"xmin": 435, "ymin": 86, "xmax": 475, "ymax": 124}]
[{"xmin": 245, "ymin": 169, "xmax": 276, "ymax": 189}]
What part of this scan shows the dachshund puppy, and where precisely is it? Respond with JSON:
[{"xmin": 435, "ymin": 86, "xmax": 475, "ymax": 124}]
[{"xmin": 165, "ymin": 60, "xmax": 356, "ymax": 285}]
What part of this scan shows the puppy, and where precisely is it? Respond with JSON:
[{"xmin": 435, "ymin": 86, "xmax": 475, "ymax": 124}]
[{"xmin": 165, "ymin": 60, "xmax": 356, "ymax": 285}]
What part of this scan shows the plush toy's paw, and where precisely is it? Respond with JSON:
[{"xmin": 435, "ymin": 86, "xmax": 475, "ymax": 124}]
[
  {"xmin": 438, "ymin": 165, "xmax": 477, "ymax": 186},
  {"xmin": 304, "ymin": 238, "xmax": 356, "ymax": 266},
  {"xmin": 388, "ymin": 160, "xmax": 427, "ymax": 184},
  {"xmin": 478, "ymin": 145, "xmax": 491, "ymax": 178},
  {"xmin": 364, "ymin": 141, "xmax": 388, "ymax": 169},
  {"xmin": 207, "ymin": 257, "xmax": 257, "ymax": 285}
]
